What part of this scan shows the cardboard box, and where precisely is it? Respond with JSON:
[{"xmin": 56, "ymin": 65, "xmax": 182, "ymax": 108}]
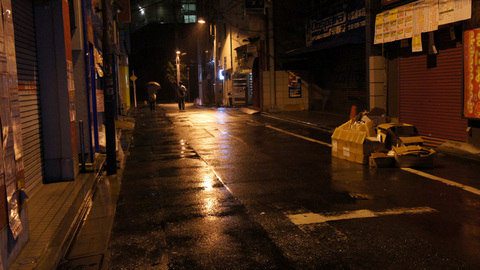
[
  {"xmin": 361, "ymin": 107, "xmax": 386, "ymax": 126},
  {"xmin": 331, "ymin": 125, "xmax": 383, "ymax": 164},
  {"xmin": 331, "ymin": 128, "xmax": 341, "ymax": 158},
  {"xmin": 395, "ymin": 153, "xmax": 435, "ymax": 168},
  {"xmin": 393, "ymin": 145, "xmax": 435, "ymax": 168},
  {"xmin": 369, "ymin": 152, "xmax": 395, "ymax": 168}
]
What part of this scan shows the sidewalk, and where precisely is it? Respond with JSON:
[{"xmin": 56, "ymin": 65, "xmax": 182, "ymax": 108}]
[
  {"xmin": 10, "ymin": 115, "xmax": 135, "ymax": 270},
  {"xmin": 11, "ymin": 156, "xmax": 105, "ymax": 270}
]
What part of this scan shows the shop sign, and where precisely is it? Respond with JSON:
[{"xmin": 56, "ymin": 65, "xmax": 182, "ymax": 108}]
[
  {"xmin": 306, "ymin": 0, "xmax": 366, "ymax": 47},
  {"xmin": 464, "ymin": 29, "xmax": 480, "ymax": 119},
  {"xmin": 288, "ymin": 72, "xmax": 302, "ymax": 98}
]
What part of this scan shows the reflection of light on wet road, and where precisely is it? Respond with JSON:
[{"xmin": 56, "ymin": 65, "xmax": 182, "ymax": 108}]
[
  {"xmin": 203, "ymin": 198, "xmax": 217, "ymax": 216},
  {"xmin": 201, "ymin": 172, "xmax": 220, "ymax": 218},
  {"xmin": 202, "ymin": 173, "xmax": 215, "ymax": 191}
]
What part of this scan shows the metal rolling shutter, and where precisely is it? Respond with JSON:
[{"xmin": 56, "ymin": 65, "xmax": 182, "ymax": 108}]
[
  {"xmin": 13, "ymin": 0, "xmax": 44, "ymax": 196},
  {"xmin": 399, "ymin": 29, "xmax": 467, "ymax": 142}
]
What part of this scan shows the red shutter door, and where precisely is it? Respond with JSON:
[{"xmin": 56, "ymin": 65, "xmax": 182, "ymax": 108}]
[{"xmin": 399, "ymin": 31, "xmax": 467, "ymax": 142}]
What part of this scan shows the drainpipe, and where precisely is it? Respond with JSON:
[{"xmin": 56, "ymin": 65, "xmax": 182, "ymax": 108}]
[{"xmin": 266, "ymin": 4, "xmax": 276, "ymax": 111}]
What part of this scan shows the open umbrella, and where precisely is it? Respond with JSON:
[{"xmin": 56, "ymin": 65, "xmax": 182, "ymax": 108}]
[
  {"xmin": 146, "ymin": 81, "xmax": 161, "ymax": 91},
  {"xmin": 146, "ymin": 81, "xmax": 161, "ymax": 98}
]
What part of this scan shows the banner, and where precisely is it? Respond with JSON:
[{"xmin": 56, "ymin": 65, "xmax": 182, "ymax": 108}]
[
  {"xmin": 464, "ymin": 29, "xmax": 480, "ymax": 119},
  {"xmin": 306, "ymin": 0, "xmax": 366, "ymax": 47}
]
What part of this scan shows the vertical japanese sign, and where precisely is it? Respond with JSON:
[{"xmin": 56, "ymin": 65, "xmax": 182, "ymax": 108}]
[{"xmin": 464, "ymin": 29, "xmax": 480, "ymax": 119}]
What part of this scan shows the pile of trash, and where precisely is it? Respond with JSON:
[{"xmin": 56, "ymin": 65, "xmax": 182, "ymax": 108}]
[{"xmin": 331, "ymin": 108, "xmax": 435, "ymax": 168}]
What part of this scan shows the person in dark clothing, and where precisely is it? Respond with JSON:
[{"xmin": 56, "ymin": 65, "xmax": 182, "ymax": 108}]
[
  {"xmin": 146, "ymin": 82, "xmax": 161, "ymax": 112},
  {"xmin": 176, "ymin": 82, "xmax": 187, "ymax": 110}
]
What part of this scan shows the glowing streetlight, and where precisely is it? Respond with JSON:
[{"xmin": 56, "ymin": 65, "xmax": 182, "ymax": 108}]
[
  {"xmin": 176, "ymin": 51, "xmax": 181, "ymax": 86},
  {"xmin": 176, "ymin": 50, "xmax": 186, "ymax": 87}
]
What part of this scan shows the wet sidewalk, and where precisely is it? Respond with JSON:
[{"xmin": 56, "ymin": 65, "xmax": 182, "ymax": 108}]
[
  {"xmin": 10, "ymin": 157, "xmax": 105, "ymax": 270},
  {"xmin": 10, "ymin": 116, "xmax": 134, "ymax": 270}
]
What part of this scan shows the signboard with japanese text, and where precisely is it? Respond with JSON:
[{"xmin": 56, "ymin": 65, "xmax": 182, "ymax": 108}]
[
  {"xmin": 306, "ymin": 0, "xmax": 366, "ymax": 47},
  {"xmin": 375, "ymin": 0, "xmax": 471, "ymax": 47},
  {"xmin": 439, "ymin": 0, "xmax": 471, "ymax": 25},
  {"xmin": 464, "ymin": 29, "xmax": 480, "ymax": 119}
]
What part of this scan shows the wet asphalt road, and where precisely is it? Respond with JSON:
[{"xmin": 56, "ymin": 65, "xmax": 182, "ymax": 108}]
[{"xmin": 63, "ymin": 103, "xmax": 480, "ymax": 269}]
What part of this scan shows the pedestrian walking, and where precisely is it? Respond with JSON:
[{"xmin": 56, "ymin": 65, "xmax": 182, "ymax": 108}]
[
  {"xmin": 176, "ymin": 82, "xmax": 187, "ymax": 110},
  {"xmin": 146, "ymin": 81, "xmax": 161, "ymax": 112}
]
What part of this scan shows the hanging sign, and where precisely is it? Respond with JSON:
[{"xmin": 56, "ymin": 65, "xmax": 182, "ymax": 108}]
[{"xmin": 464, "ymin": 29, "xmax": 480, "ymax": 119}]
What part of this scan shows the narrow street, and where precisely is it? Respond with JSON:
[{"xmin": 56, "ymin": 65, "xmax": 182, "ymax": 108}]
[{"xmin": 62, "ymin": 103, "xmax": 480, "ymax": 269}]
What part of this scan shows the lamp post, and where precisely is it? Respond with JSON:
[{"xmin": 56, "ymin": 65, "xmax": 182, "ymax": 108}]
[
  {"xmin": 176, "ymin": 50, "xmax": 181, "ymax": 86},
  {"xmin": 197, "ymin": 18, "xmax": 206, "ymax": 105},
  {"xmin": 212, "ymin": 23, "xmax": 218, "ymax": 106},
  {"xmin": 197, "ymin": 18, "xmax": 217, "ymax": 106}
]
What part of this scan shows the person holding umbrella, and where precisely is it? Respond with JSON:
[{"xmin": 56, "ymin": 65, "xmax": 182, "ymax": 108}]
[
  {"xmin": 176, "ymin": 81, "xmax": 187, "ymax": 110},
  {"xmin": 146, "ymin": 81, "xmax": 161, "ymax": 112}
]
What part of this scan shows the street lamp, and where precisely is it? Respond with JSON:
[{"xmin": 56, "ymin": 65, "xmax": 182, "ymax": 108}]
[
  {"xmin": 197, "ymin": 18, "xmax": 206, "ymax": 105},
  {"xmin": 176, "ymin": 50, "xmax": 181, "ymax": 87},
  {"xmin": 176, "ymin": 50, "xmax": 187, "ymax": 87}
]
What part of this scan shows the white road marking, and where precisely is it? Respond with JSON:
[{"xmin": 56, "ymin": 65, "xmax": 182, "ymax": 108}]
[
  {"xmin": 288, "ymin": 207, "xmax": 437, "ymax": 225},
  {"xmin": 402, "ymin": 168, "xmax": 480, "ymax": 196},
  {"xmin": 266, "ymin": 125, "xmax": 332, "ymax": 147}
]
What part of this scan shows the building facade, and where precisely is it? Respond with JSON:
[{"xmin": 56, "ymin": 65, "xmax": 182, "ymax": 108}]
[
  {"xmin": 0, "ymin": 0, "xmax": 130, "ymax": 267},
  {"xmin": 210, "ymin": 0, "xmax": 480, "ymax": 146}
]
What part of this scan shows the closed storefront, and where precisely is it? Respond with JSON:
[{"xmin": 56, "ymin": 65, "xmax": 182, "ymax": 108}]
[
  {"xmin": 398, "ymin": 27, "xmax": 468, "ymax": 142},
  {"xmin": 311, "ymin": 44, "xmax": 367, "ymax": 115},
  {"xmin": 13, "ymin": 0, "xmax": 44, "ymax": 195}
]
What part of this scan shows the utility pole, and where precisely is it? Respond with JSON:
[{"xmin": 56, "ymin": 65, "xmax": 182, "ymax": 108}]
[{"xmin": 102, "ymin": 0, "xmax": 117, "ymax": 175}]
